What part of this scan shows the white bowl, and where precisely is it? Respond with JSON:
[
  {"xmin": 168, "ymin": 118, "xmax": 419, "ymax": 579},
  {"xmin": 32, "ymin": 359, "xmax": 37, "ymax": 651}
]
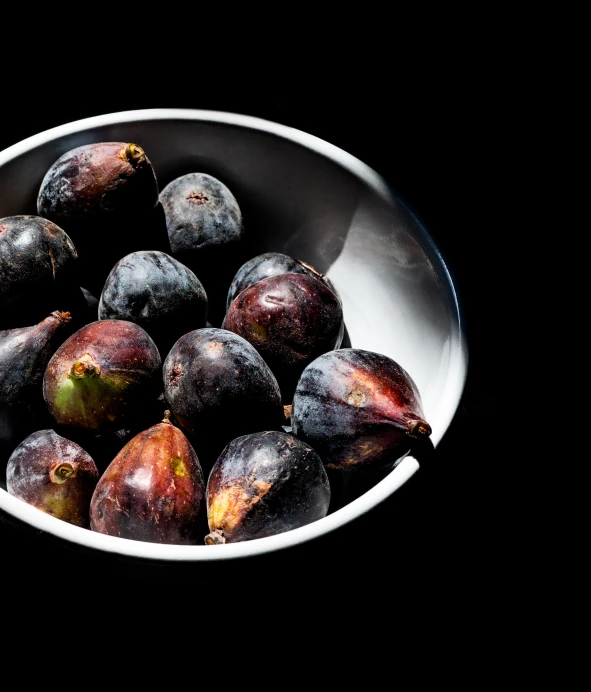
[{"xmin": 0, "ymin": 108, "xmax": 468, "ymax": 564}]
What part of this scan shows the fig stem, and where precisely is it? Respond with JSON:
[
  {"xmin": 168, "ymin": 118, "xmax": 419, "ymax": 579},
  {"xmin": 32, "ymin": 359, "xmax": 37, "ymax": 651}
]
[
  {"xmin": 49, "ymin": 461, "xmax": 77, "ymax": 484},
  {"xmin": 204, "ymin": 531, "xmax": 226, "ymax": 545},
  {"xmin": 162, "ymin": 410, "xmax": 172, "ymax": 425},
  {"xmin": 283, "ymin": 404, "xmax": 292, "ymax": 422},
  {"xmin": 51, "ymin": 310, "xmax": 72, "ymax": 324},
  {"xmin": 68, "ymin": 354, "xmax": 100, "ymax": 380},
  {"xmin": 407, "ymin": 419, "xmax": 432, "ymax": 438}
]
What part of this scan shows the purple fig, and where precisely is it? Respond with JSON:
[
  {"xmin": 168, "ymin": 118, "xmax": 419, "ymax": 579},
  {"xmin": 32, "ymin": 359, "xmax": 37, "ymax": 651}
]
[
  {"xmin": 291, "ymin": 348, "xmax": 432, "ymax": 471},
  {"xmin": 222, "ymin": 272, "xmax": 344, "ymax": 402},
  {"xmin": 205, "ymin": 430, "xmax": 330, "ymax": 545},
  {"xmin": 162, "ymin": 327, "xmax": 284, "ymax": 465},
  {"xmin": 37, "ymin": 142, "xmax": 167, "ymax": 295},
  {"xmin": 1, "ymin": 310, "xmax": 73, "ymax": 466},
  {"xmin": 225, "ymin": 251, "xmax": 341, "ymax": 311},
  {"xmin": 0, "ymin": 215, "xmax": 89, "ymax": 329},
  {"xmin": 6, "ymin": 428, "xmax": 99, "ymax": 528},
  {"xmin": 89, "ymin": 411, "xmax": 206, "ymax": 544},
  {"xmin": 43, "ymin": 319, "xmax": 162, "ymax": 433}
]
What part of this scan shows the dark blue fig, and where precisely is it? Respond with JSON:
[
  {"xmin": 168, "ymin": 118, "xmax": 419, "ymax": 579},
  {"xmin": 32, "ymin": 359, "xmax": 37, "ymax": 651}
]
[
  {"xmin": 160, "ymin": 172, "xmax": 246, "ymax": 326},
  {"xmin": 37, "ymin": 142, "xmax": 168, "ymax": 296},
  {"xmin": 7, "ymin": 428, "xmax": 99, "ymax": 528},
  {"xmin": 162, "ymin": 327, "xmax": 284, "ymax": 467},
  {"xmin": 98, "ymin": 250, "xmax": 207, "ymax": 359},
  {"xmin": 291, "ymin": 348, "xmax": 432, "ymax": 471},
  {"xmin": 205, "ymin": 430, "xmax": 330, "ymax": 544},
  {"xmin": 0, "ymin": 215, "xmax": 89, "ymax": 330},
  {"xmin": 222, "ymin": 272, "xmax": 344, "ymax": 403}
]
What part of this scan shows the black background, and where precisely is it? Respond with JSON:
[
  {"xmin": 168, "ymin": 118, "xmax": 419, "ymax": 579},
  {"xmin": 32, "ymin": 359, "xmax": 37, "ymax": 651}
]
[{"xmin": 0, "ymin": 75, "xmax": 506, "ymax": 598}]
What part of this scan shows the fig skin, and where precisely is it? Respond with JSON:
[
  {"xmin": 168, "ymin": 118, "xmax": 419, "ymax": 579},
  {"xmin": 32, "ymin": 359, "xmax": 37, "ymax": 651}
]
[
  {"xmin": 43, "ymin": 319, "xmax": 162, "ymax": 434},
  {"xmin": 222, "ymin": 272, "xmax": 344, "ymax": 403},
  {"xmin": 98, "ymin": 250, "xmax": 208, "ymax": 359},
  {"xmin": 0, "ymin": 215, "xmax": 89, "ymax": 329},
  {"xmin": 291, "ymin": 348, "xmax": 432, "ymax": 471},
  {"xmin": 0, "ymin": 311, "xmax": 73, "ymax": 471},
  {"xmin": 6, "ymin": 428, "xmax": 99, "ymax": 528},
  {"xmin": 89, "ymin": 412, "xmax": 206, "ymax": 544},
  {"xmin": 160, "ymin": 172, "xmax": 246, "ymax": 326},
  {"xmin": 162, "ymin": 327, "xmax": 284, "ymax": 466},
  {"xmin": 36, "ymin": 142, "xmax": 168, "ymax": 296},
  {"xmin": 205, "ymin": 430, "xmax": 330, "ymax": 545}
]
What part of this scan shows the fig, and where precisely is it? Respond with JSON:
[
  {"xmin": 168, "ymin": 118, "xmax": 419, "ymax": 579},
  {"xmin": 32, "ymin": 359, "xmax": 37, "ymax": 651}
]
[
  {"xmin": 0, "ymin": 215, "xmax": 89, "ymax": 329},
  {"xmin": 89, "ymin": 411, "xmax": 206, "ymax": 544},
  {"xmin": 291, "ymin": 348, "xmax": 432, "ymax": 471},
  {"xmin": 1, "ymin": 310, "xmax": 73, "ymax": 471},
  {"xmin": 205, "ymin": 430, "xmax": 330, "ymax": 545},
  {"xmin": 160, "ymin": 172, "xmax": 246, "ymax": 326},
  {"xmin": 222, "ymin": 272, "xmax": 344, "ymax": 403},
  {"xmin": 162, "ymin": 327, "xmax": 284, "ymax": 466},
  {"xmin": 98, "ymin": 250, "xmax": 208, "ymax": 359},
  {"xmin": 43, "ymin": 319, "xmax": 162, "ymax": 434},
  {"xmin": 225, "ymin": 251, "xmax": 341, "ymax": 311},
  {"xmin": 6, "ymin": 428, "xmax": 99, "ymax": 528},
  {"xmin": 37, "ymin": 142, "xmax": 168, "ymax": 295}
]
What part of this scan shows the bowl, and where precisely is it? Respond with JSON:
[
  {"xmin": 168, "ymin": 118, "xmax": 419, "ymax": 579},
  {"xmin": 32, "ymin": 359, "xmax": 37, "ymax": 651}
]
[{"xmin": 0, "ymin": 108, "xmax": 468, "ymax": 565}]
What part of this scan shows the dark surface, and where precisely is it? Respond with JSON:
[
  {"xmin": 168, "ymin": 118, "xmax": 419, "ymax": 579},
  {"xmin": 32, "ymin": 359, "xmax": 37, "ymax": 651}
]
[{"xmin": 0, "ymin": 89, "xmax": 502, "ymax": 592}]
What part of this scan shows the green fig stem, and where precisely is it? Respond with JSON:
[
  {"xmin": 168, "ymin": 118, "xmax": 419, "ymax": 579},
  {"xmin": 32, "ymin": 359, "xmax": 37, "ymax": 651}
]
[
  {"xmin": 407, "ymin": 419, "xmax": 432, "ymax": 439},
  {"xmin": 204, "ymin": 531, "xmax": 226, "ymax": 545},
  {"xmin": 120, "ymin": 143, "xmax": 145, "ymax": 165},
  {"xmin": 49, "ymin": 461, "xmax": 78, "ymax": 484},
  {"xmin": 68, "ymin": 354, "xmax": 100, "ymax": 380}
]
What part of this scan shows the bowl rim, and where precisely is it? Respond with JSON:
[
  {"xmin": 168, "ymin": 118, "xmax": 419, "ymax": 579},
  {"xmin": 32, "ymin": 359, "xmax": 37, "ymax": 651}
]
[{"xmin": 0, "ymin": 108, "xmax": 468, "ymax": 562}]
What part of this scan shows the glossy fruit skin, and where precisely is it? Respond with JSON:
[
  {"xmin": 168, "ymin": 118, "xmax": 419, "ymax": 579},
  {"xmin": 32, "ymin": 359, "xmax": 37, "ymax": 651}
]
[
  {"xmin": 36, "ymin": 142, "xmax": 167, "ymax": 296},
  {"xmin": 291, "ymin": 348, "xmax": 432, "ymax": 471},
  {"xmin": 7, "ymin": 428, "xmax": 99, "ymax": 528},
  {"xmin": 162, "ymin": 327, "xmax": 284, "ymax": 464},
  {"xmin": 222, "ymin": 272, "xmax": 344, "ymax": 403},
  {"xmin": 43, "ymin": 319, "xmax": 162, "ymax": 433},
  {"xmin": 89, "ymin": 414, "xmax": 205, "ymax": 544},
  {"xmin": 98, "ymin": 250, "xmax": 208, "ymax": 359},
  {"xmin": 0, "ymin": 215, "xmax": 88, "ymax": 329},
  {"xmin": 0, "ymin": 311, "xmax": 73, "ymax": 471},
  {"xmin": 160, "ymin": 172, "xmax": 246, "ymax": 326},
  {"xmin": 205, "ymin": 430, "xmax": 330, "ymax": 544}
]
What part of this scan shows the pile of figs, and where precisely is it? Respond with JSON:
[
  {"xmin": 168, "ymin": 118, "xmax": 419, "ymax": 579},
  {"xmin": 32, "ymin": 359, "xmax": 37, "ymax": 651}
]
[{"xmin": 0, "ymin": 140, "xmax": 432, "ymax": 546}]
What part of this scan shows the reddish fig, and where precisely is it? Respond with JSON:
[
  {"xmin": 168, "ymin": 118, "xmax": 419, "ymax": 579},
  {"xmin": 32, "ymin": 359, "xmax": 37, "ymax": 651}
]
[
  {"xmin": 43, "ymin": 320, "xmax": 161, "ymax": 433},
  {"xmin": 1, "ymin": 310, "xmax": 73, "ymax": 467},
  {"xmin": 37, "ymin": 142, "xmax": 167, "ymax": 295},
  {"xmin": 89, "ymin": 411, "xmax": 206, "ymax": 544},
  {"xmin": 222, "ymin": 272, "xmax": 344, "ymax": 402},
  {"xmin": 205, "ymin": 430, "xmax": 330, "ymax": 545},
  {"xmin": 6, "ymin": 429, "xmax": 99, "ymax": 528},
  {"xmin": 291, "ymin": 348, "xmax": 432, "ymax": 471}
]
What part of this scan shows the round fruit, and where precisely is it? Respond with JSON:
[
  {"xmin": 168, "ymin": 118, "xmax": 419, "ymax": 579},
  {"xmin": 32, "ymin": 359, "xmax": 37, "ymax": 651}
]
[
  {"xmin": 205, "ymin": 430, "xmax": 331, "ymax": 544},
  {"xmin": 43, "ymin": 319, "xmax": 162, "ymax": 433}
]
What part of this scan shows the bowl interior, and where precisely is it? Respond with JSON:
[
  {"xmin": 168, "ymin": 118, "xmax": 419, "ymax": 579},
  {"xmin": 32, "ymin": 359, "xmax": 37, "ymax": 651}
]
[{"xmin": 0, "ymin": 108, "xmax": 467, "ymax": 562}]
